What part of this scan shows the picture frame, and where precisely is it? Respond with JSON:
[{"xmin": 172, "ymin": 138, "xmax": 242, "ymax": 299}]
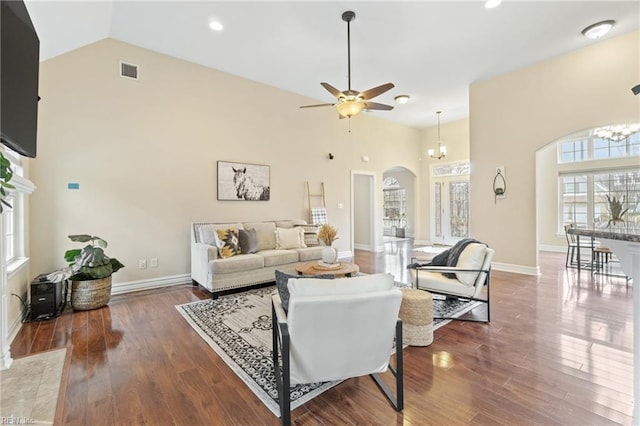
[{"xmin": 217, "ymin": 161, "xmax": 270, "ymax": 201}]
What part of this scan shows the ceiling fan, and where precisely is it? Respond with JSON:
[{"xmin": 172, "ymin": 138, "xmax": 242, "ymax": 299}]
[{"xmin": 300, "ymin": 10, "xmax": 395, "ymax": 119}]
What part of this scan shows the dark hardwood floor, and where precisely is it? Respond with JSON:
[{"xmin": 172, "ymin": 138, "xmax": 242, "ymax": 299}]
[{"xmin": 11, "ymin": 241, "xmax": 634, "ymax": 425}]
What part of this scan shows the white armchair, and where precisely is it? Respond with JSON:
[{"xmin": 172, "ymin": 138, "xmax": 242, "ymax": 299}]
[
  {"xmin": 409, "ymin": 244, "xmax": 494, "ymax": 323},
  {"xmin": 271, "ymin": 273, "xmax": 404, "ymax": 425}
]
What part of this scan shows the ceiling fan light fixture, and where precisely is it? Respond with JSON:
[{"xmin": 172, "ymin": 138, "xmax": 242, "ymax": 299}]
[
  {"xmin": 337, "ymin": 100, "xmax": 364, "ymax": 118},
  {"xmin": 394, "ymin": 95, "xmax": 410, "ymax": 104},
  {"xmin": 581, "ymin": 20, "xmax": 615, "ymax": 39}
]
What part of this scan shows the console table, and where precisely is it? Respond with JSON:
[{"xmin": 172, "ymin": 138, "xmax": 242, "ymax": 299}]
[{"xmin": 567, "ymin": 227, "xmax": 639, "ymax": 424}]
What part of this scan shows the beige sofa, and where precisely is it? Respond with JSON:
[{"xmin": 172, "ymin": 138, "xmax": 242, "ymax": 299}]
[{"xmin": 190, "ymin": 220, "xmax": 323, "ymax": 297}]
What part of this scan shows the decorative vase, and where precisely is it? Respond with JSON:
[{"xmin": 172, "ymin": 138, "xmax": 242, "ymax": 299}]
[
  {"xmin": 71, "ymin": 276, "xmax": 112, "ymax": 311},
  {"xmin": 321, "ymin": 246, "xmax": 338, "ymax": 264}
]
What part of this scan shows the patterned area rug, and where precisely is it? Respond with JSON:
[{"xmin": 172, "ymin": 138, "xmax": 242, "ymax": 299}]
[{"xmin": 176, "ymin": 284, "xmax": 478, "ymax": 417}]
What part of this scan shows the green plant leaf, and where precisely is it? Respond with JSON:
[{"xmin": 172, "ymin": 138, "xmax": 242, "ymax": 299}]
[
  {"xmin": 109, "ymin": 258, "xmax": 124, "ymax": 273},
  {"xmin": 64, "ymin": 248, "xmax": 81, "ymax": 263},
  {"xmin": 68, "ymin": 234, "xmax": 95, "ymax": 243}
]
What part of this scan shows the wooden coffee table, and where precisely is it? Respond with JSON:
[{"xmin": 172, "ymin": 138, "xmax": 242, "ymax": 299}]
[{"xmin": 295, "ymin": 261, "xmax": 360, "ymax": 278}]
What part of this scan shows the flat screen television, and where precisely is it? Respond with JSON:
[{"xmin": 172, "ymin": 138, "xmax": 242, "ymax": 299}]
[{"xmin": 1, "ymin": 0, "xmax": 40, "ymax": 158}]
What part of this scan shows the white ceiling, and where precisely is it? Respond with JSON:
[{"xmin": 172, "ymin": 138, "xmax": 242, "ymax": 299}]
[{"xmin": 24, "ymin": 1, "xmax": 640, "ymax": 128}]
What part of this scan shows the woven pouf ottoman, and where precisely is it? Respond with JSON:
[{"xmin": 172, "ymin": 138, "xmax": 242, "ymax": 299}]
[{"xmin": 399, "ymin": 289, "xmax": 434, "ymax": 346}]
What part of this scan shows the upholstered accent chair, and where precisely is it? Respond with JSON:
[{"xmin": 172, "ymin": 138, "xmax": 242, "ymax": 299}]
[
  {"xmin": 409, "ymin": 243, "xmax": 494, "ymax": 323},
  {"xmin": 271, "ymin": 273, "xmax": 404, "ymax": 425}
]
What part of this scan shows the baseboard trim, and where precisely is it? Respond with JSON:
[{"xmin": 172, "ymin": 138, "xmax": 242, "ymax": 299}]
[
  {"xmin": 338, "ymin": 250, "xmax": 354, "ymax": 260},
  {"xmin": 111, "ymin": 274, "xmax": 191, "ymax": 295},
  {"xmin": 353, "ymin": 244, "xmax": 373, "ymax": 251},
  {"xmin": 492, "ymin": 262, "xmax": 540, "ymax": 276},
  {"xmin": 538, "ymin": 244, "xmax": 566, "ymax": 253}
]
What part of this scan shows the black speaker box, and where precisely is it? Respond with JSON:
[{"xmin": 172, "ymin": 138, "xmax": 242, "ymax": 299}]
[{"xmin": 30, "ymin": 274, "xmax": 63, "ymax": 320}]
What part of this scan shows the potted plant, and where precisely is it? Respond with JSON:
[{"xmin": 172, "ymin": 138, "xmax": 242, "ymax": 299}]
[
  {"xmin": 49, "ymin": 234, "xmax": 125, "ymax": 311},
  {"xmin": 606, "ymin": 194, "xmax": 628, "ymax": 228},
  {"xmin": 317, "ymin": 224, "xmax": 339, "ymax": 264}
]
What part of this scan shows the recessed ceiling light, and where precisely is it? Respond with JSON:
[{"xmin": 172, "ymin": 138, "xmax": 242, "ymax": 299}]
[
  {"xmin": 581, "ymin": 20, "xmax": 615, "ymax": 39},
  {"xmin": 209, "ymin": 20, "xmax": 224, "ymax": 31},
  {"xmin": 485, "ymin": 0, "xmax": 502, "ymax": 9},
  {"xmin": 394, "ymin": 95, "xmax": 410, "ymax": 104}
]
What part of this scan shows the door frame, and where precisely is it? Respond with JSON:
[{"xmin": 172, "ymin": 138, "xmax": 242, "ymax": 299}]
[{"xmin": 351, "ymin": 171, "xmax": 376, "ymax": 253}]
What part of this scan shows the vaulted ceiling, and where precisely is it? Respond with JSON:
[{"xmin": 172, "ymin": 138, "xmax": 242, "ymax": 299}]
[{"xmin": 24, "ymin": 1, "xmax": 640, "ymax": 128}]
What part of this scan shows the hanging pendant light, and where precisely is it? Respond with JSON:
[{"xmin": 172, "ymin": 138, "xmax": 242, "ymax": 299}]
[{"xmin": 428, "ymin": 111, "xmax": 447, "ymax": 160}]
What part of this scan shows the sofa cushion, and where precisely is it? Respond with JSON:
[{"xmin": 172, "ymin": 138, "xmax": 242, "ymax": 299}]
[
  {"xmin": 238, "ymin": 228, "xmax": 259, "ymax": 254},
  {"xmin": 275, "ymin": 219, "xmax": 307, "ymax": 229},
  {"xmin": 244, "ymin": 222, "xmax": 277, "ymax": 251},
  {"xmin": 258, "ymin": 249, "xmax": 299, "ymax": 267},
  {"xmin": 456, "ymin": 243, "xmax": 487, "ymax": 286},
  {"xmin": 411, "ymin": 269, "xmax": 476, "ymax": 297},
  {"xmin": 209, "ymin": 254, "xmax": 264, "ymax": 274},
  {"xmin": 295, "ymin": 246, "xmax": 324, "ymax": 262},
  {"xmin": 275, "ymin": 227, "xmax": 306, "ymax": 249},
  {"xmin": 216, "ymin": 228, "xmax": 241, "ymax": 258},
  {"xmin": 275, "ymin": 270, "xmax": 334, "ymax": 313}
]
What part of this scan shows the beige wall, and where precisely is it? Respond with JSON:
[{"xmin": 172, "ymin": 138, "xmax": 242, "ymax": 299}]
[
  {"xmin": 470, "ymin": 31, "xmax": 640, "ymax": 271},
  {"xmin": 29, "ymin": 39, "xmax": 421, "ymax": 286}
]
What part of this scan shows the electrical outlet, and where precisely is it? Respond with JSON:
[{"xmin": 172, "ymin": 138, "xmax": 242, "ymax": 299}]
[
  {"xmin": 150, "ymin": 258, "xmax": 158, "ymax": 268},
  {"xmin": 139, "ymin": 259, "xmax": 147, "ymax": 269}
]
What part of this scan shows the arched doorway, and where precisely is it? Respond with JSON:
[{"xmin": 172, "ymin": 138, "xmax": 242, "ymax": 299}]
[{"xmin": 382, "ymin": 167, "xmax": 416, "ymax": 240}]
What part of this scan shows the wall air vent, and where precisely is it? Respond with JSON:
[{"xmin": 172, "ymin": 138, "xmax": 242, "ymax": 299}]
[{"xmin": 119, "ymin": 61, "xmax": 139, "ymax": 80}]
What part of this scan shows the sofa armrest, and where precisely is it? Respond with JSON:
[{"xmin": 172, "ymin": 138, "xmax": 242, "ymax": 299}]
[
  {"xmin": 191, "ymin": 242, "xmax": 218, "ymax": 288},
  {"xmin": 194, "ymin": 242, "xmax": 218, "ymax": 261}
]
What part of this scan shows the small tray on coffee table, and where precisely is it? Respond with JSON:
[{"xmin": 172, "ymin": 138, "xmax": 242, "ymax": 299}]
[{"xmin": 295, "ymin": 261, "xmax": 360, "ymax": 278}]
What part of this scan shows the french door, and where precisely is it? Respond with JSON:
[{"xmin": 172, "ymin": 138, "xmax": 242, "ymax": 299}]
[{"xmin": 431, "ymin": 162, "xmax": 470, "ymax": 245}]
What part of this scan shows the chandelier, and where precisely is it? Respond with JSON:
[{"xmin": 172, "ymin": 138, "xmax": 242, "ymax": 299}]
[
  {"xmin": 594, "ymin": 123, "xmax": 640, "ymax": 142},
  {"xmin": 428, "ymin": 111, "xmax": 447, "ymax": 160}
]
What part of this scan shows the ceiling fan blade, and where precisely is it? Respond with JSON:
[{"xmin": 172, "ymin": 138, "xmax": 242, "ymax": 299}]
[
  {"xmin": 300, "ymin": 103, "xmax": 335, "ymax": 109},
  {"xmin": 321, "ymin": 82, "xmax": 343, "ymax": 98},
  {"xmin": 360, "ymin": 83, "xmax": 395, "ymax": 100},
  {"xmin": 363, "ymin": 101, "xmax": 394, "ymax": 111}
]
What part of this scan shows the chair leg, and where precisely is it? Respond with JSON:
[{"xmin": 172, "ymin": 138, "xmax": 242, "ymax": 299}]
[
  {"xmin": 370, "ymin": 320, "xmax": 404, "ymax": 411},
  {"xmin": 272, "ymin": 303, "xmax": 291, "ymax": 426}
]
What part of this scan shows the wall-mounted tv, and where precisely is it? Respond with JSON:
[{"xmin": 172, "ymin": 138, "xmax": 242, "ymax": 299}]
[{"xmin": 1, "ymin": 0, "xmax": 40, "ymax": 158}]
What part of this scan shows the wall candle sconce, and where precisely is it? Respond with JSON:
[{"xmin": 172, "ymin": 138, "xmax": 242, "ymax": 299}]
[{"xmin": 493, "ymin": 167, "xmax": 506, "ymax": 203}]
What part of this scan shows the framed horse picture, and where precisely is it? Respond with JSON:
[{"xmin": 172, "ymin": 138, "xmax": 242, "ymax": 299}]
[{"xmin": 217, "ymin": 161, "xmax": 270, "ymax": 201}]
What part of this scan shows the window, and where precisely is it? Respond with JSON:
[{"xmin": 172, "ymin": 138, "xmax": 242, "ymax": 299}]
[
  {"xmin": 558, "ymin": 127, "xmax": 640, "ymax": 163},
  {"xmin": 560, "ymin": 170, "xmax": 639, "ymax": 231},
  {"xmin": 1, "ymin": 149, "xmax": 34, "ymax": 273},
  {"xmin": 561, "ymin": 176, "xmax": 588, "ymax": 225},
  {"xmin": 3, "ymin": 196, "xmax": 14, "ymax": 262}
]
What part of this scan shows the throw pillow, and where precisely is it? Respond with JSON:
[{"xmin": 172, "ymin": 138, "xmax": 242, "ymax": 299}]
[
  {"xmin": 275, "ymin": 270, "xmax": 334, "ymax": 313},
  {"xmin": 238, "ymin": 228, "xmax": 259, "ymax": 254},
  {"xmin": 275, "ymin": 227, "xmax": 306, "ymax": 250},
  {"xmin": 216, "ymin": 228, "xmax": 241, "ymax": 258}
]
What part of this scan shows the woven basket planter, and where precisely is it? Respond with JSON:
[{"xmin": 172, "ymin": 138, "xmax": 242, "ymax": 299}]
[{"xmin": 71, "ymin": 276, "xmax": 112, "ymax": 311}]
